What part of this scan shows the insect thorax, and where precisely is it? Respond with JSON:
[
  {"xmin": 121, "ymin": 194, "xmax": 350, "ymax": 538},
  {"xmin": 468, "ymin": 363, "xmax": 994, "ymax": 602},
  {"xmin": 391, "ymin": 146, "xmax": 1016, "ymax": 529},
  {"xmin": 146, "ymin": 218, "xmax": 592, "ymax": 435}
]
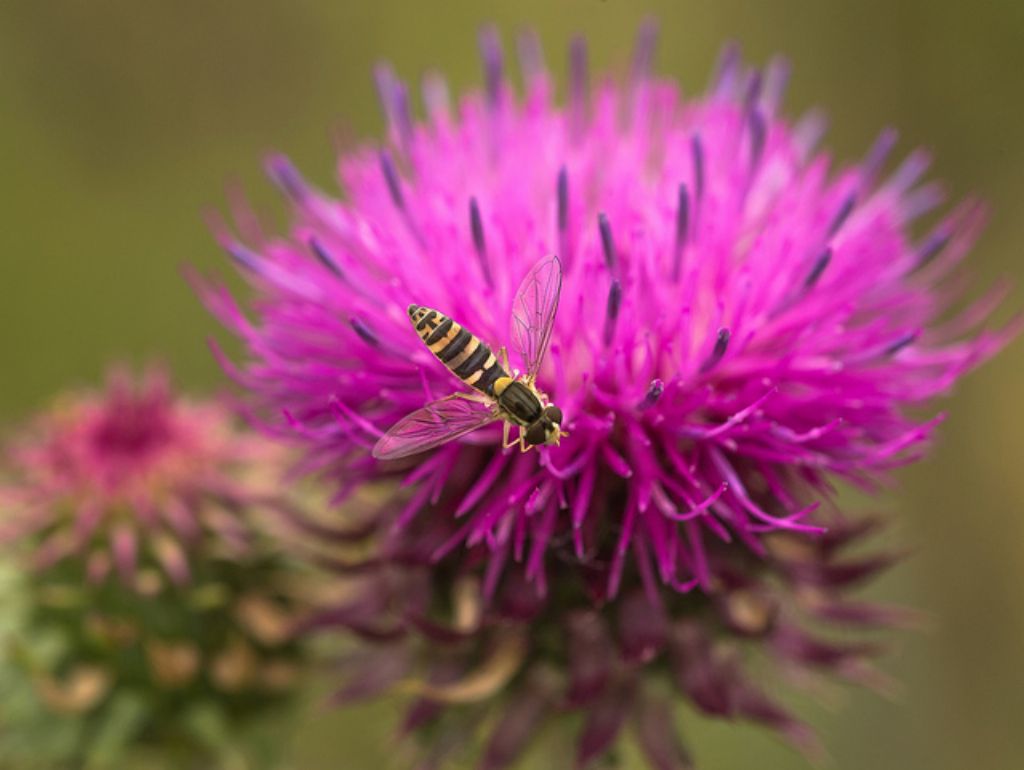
[{"xmin": 496, "ymin": 380, "xmax": 543, "ymax": 425}]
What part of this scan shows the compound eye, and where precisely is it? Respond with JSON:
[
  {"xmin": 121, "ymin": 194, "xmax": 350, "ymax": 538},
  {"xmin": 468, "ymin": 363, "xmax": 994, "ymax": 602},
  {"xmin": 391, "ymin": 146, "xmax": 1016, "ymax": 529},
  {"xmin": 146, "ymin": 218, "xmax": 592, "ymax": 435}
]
[
  {"xmin": 525, "ymin": 422, "xmax": 547, "ymax": 445},
  {"xmin": 544, "ymin": 406, "xmax": 563, "ymax": 424}
]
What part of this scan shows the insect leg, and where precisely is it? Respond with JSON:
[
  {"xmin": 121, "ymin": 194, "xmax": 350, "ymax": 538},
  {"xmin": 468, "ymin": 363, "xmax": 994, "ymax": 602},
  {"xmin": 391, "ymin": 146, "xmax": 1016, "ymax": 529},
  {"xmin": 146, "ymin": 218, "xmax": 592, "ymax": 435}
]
[
  {"xmin": 498, "ymin": 344, "xmax": 522, "ymax": 381},
  {"xmin": 518, "ymin": 428, "xmax": 535, "ymax": 453}
]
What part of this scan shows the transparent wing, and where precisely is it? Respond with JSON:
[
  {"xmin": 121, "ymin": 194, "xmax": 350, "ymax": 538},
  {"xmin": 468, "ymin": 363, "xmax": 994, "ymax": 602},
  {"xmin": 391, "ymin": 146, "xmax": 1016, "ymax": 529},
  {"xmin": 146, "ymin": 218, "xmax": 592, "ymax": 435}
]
[
  {"xmin": 372, "ymin": 397, "xmax": 499, "ymax": 460},
  {"xmin": 510, "ymin": 254, "xmax": 563, "ymax": 383}
]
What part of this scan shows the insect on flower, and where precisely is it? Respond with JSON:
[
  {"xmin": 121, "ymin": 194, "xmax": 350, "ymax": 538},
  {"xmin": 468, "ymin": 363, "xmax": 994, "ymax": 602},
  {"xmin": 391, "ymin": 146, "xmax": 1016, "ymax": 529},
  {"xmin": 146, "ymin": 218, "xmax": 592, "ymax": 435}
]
[{"xmin": 373, "ymin": 254, "xmax": 567, "ymax": 459}]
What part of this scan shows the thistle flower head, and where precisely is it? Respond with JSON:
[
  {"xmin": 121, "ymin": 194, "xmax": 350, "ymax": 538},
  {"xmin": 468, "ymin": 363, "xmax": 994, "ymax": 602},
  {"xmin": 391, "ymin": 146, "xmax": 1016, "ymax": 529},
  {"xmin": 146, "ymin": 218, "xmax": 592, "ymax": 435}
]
[
  {"xmin": 0, "ymin": 369, "xmax": 308, "ymax": 766},
  {"xmin": 1, "ymin": 366, "xmax": 280, "ymax": 586},
  {"xmin": 198, "ymin": 23, "xmax": 1015, "ymax": 768}
]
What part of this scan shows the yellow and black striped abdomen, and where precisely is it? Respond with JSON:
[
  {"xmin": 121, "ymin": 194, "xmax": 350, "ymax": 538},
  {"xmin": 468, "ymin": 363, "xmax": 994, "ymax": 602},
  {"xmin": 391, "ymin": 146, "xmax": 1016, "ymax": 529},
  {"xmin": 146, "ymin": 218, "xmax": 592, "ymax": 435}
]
[{"xmin": 408, "ymin": 304, "xmax": 508, "ymax": 396}]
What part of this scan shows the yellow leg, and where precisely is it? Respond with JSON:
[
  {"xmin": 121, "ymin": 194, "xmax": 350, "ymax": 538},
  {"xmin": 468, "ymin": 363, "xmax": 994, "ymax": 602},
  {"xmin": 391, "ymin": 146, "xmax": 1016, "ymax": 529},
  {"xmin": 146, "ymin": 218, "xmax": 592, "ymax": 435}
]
[
  {"xmin": 502, "ymin": 422, "xmax": 519, "ymax": 450},
  {"xmin": 498, "ymin": 346, "xmax": 510, "ymax": 373}
]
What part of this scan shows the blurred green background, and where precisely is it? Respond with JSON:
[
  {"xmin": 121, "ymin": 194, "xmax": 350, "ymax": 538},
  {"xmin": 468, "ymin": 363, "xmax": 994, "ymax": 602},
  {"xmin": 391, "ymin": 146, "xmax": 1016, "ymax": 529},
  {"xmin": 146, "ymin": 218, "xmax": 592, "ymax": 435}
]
[{"xmin": 1, "ymin": 1, "xmax": 1023, "ymax": 768}]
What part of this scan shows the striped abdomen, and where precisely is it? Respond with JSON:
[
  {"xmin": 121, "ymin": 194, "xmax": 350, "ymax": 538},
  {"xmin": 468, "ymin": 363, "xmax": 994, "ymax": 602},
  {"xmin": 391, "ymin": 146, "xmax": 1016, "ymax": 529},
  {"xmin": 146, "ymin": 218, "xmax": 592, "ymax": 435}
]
[{"xmin": 408, "ymin": 304, "xmax": 507, "ymax": 396}]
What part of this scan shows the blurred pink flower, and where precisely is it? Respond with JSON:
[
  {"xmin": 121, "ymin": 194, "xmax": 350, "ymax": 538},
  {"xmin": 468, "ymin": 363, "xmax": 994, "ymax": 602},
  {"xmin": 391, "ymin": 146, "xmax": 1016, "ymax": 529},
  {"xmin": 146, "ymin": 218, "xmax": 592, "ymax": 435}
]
[
  {"xmin": 0, "ymin": 368, "xmax": 310, "ymax": 765},
  {"xmin": 1, "ymin": 367, "xmax": 280, "ymax": 588}
]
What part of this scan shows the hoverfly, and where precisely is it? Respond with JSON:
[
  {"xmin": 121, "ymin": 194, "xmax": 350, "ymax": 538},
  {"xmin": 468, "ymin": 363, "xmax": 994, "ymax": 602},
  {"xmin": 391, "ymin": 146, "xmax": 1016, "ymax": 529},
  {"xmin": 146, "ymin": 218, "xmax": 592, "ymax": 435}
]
[{"xmin": 372, "ymin": 255, "xmax": 566, "ymax": 460}]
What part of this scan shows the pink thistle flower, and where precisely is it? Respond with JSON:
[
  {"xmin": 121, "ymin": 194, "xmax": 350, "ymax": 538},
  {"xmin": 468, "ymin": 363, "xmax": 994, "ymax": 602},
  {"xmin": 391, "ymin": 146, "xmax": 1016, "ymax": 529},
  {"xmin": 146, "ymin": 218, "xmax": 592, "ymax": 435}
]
[
  {"xmin": 197, "ymin": 23, "xmax": 1016, "ymax": 768},
  {"xmin": 0, "ymin": 368, "xmax": 309, "ymax": 766},
  {"xmin": 1, "ymin": 367, "xmax": 280, "ymax": 586}
]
